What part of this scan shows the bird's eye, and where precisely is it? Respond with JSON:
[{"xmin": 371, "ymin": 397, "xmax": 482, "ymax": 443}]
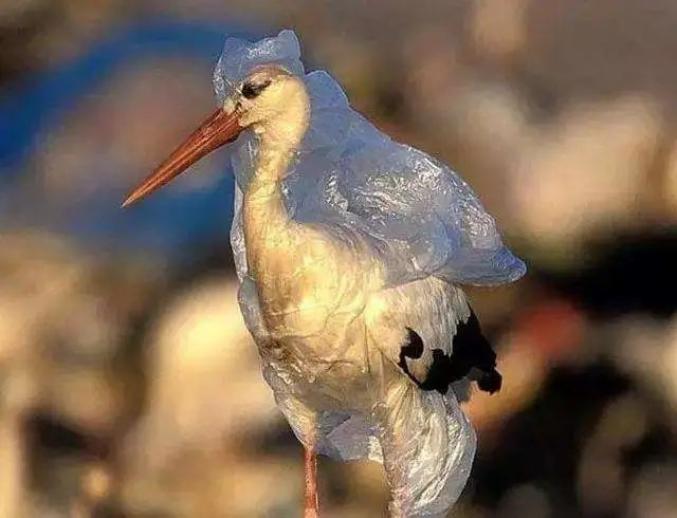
[{"xmin": 241, "ymin": 79, "xmax": 271, "ymax": 99}]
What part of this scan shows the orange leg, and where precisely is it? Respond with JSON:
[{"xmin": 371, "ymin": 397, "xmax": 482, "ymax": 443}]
[{"xmin": 303, "ymin": 446, "xmax": 319, "ymax": 518}]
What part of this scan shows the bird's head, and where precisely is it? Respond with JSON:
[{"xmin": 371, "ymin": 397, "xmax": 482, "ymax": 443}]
[
  {"xmin": 233, "ymin": 65, "xmax": 309, "ymax": 131},
  {"xmin": 121, "ymin": 63, "xmax": 309, "ymax": 208}
]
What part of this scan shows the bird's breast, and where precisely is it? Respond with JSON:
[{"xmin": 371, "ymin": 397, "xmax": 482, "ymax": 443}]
[
  {"xmin": 241, "ymin": 184, "xmax": 384, "ymax": 391},
  {"xmin": 248, "ymin": 227, "xmax": 371, "ymax": 337}
]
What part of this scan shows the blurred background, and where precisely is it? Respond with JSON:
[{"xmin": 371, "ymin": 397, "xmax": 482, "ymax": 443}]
[{"xmin": 1, "ymin": 0, "xmax": 676, "ymax": 517}]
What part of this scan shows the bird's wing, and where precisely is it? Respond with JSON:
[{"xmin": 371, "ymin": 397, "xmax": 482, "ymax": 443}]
[
  {"xmin": 284, "ymin": 71, "xmax": 525, "ymax": 288},
  {"xmin": 364, "ymin": 276, "xmax": 483, "ymax": 515},
  {"xmin": 365, "ymin": 276, "xmax": 501, "ymax": 399}
]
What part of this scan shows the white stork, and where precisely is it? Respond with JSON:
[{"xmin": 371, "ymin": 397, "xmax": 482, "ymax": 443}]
[{"xmin": 122, "ymin": 30, "xmax": 525, "ymax": 518}]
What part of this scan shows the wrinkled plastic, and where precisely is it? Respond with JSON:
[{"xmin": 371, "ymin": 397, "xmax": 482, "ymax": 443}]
[{"xmin": 215, "ymin": 30, "xmax": 525, "ymax": 517}]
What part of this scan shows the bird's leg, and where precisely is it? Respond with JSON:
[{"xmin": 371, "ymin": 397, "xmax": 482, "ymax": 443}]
[{"xmin": 303, "ymin": 446, "xmax": 319, "ymax": 518}]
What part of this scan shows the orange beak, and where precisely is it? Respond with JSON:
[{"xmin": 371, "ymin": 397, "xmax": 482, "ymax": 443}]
[{"xmin": 121, "ymin": 109, "xmax": 242, "ymax": 208}]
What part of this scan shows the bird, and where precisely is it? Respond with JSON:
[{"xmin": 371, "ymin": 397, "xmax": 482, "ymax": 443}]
[{"xmin": 122, "ymin": 30, "xmax": 525, "ymax": 518}]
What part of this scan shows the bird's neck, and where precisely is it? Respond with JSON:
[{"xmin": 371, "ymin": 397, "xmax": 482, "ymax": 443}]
[
  {"xmin": 242, "ymin": 113, "xmax": 308, "ymax": 270},
  {"xmin": 248, "ymin": 132, "xmax": 296, "ymax": 191}
]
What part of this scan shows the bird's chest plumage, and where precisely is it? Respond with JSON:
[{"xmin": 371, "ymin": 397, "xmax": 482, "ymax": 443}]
[
  {"xmin": 240, "ymin": 194, "xmax": 382, "ymax": 405},
  {"xmin": 243, "ymin": 188, "xmax": 375, "ymax": 328},
  {"xmin": 251, "ymin": 241, "xmax": 370, "ymax": 355},
  {"xmin": 243, "ymin": 204, "xmax": 367, "ymax": 353}
]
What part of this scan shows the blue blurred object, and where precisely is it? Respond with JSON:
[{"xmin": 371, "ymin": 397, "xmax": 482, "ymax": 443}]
[
  {"xmin": 0, "ymin": 20, "xmax": 253, "ymax": 172},
  {"xmin": 0, "ymin": 20, "xmax": 258, "ymax": 257}
]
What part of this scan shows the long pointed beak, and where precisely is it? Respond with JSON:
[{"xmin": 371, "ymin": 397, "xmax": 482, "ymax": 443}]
[{"xmin": 121, "ymin": 108, "xmax": 242, "ymax": 208}]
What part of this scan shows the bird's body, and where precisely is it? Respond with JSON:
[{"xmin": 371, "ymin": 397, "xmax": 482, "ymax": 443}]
[{"xmin": 123, "ymin": 30, "xmax": 525, "ymax": 518}]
